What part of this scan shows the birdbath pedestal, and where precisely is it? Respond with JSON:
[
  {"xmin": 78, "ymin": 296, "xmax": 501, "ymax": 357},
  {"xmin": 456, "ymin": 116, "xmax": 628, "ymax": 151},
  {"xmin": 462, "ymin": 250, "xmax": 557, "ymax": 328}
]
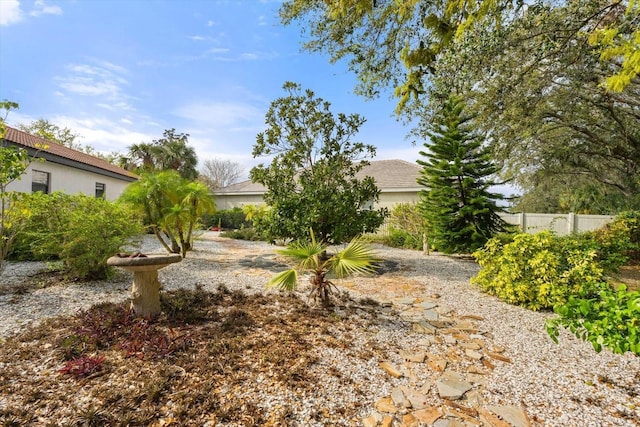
[{"xmin": 107, "ymin": 253, "xmax": 182, "ymax": 317}]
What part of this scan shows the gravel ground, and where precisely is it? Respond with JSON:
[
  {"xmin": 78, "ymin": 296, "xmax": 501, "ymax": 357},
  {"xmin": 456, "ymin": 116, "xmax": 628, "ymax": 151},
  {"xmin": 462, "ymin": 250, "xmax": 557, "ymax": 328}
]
[{"xmin": 1, "ymin": 232, "xmax": 638, "ymax": 426}]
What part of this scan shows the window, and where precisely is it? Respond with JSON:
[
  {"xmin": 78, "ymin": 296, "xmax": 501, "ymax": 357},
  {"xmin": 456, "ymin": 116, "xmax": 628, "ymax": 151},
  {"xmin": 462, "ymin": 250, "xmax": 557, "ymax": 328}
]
[
  {"xmin": 32, "ymin": 170, "xmax": 50, "ymax": 193},
  {"xmin": 95, "ymin": 182, "xmax": 105, "ymax": 198}
]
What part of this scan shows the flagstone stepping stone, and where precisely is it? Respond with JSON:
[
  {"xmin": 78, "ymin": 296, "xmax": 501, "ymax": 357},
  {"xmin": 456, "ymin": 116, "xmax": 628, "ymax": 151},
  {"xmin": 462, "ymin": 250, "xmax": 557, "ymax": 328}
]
[
  {"xmin": 486, "ymin": 351, "xmax": 511, "ymax": 363},
  {"xmin": 362, "ymin": 413, "xmax": 382, "ymax": 427},
  {"xmin": 433, "ymin": 418, "xmax": 466, "ymax": 427},
  {"xmin": 422, "ymin": 309, "xmax": 439, "ymax": 321},
  {"xmin": 375, "ymin": 397, "xmax": 397, "ymax": 414},
  {"xmin": 436, "ymin": 371, "xmax": 473, "ymax": 400},
  {"xmin": 391, "ymin": 386, "xmax": 411, "ymax": 408},
  {"xmin": 400, "ymin": 386, "xmax": 429, "ymax": 410},
  {"xmin": 429, "ymin": 320, "xmax": 453, "ymax": 329},
  {"xmin": 380, "ymin": 416, "xmax": 393, "ymax": 427},
  {"xmin": 394, "ymin": 297, "xmax": 416, "ymax": 305},
  {"xmin": 379, "ymin": 361, "xmax": 403, "ymax": 378},
  {"xmin": 412, "ymin": 407, "xmax": 443, "ymax": 424},
  {"xmin": 464, "ymin": 389, "xmax": 484, "ymax": 406},
  {"xmin": 465, "ymin": 349, "xmax": 483, "ymax": 360},
  {"xmin": 400, "ymin": 413, "xmax": 419, "ymax": 427},
  {"xmin": 443, "ymin": 335, "xmax": 457, "ymax": 344},
  {"xmin": 413, "ymin": 321, "xmax": 436, "ymax": 334},
  {"xmin": 416, "ymin": 301, "xmax": 437, "ymax": 309},
  {"xmin": 486, "ymin": 405, "xmax": 531, "ymax": 427},
  {"xmin": 427, "ymin": 354, "xmax": 447, "ymax": 372},
  {"xmin": 459, "ymin": 341, "xmax": 482, "ymax": 350},
  {"xmin": 399, "ymin": 350, "xmax": 426, "ymax": 363}
]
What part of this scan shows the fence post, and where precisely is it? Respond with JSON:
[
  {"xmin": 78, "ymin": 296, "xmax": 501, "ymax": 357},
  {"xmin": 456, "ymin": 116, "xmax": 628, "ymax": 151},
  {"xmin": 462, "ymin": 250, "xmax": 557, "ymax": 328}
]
[
  {"xmin": 518, "ymin": 212, "xmax": 527, "ymax": 233},
  {"xmin": 568, "ymin": 212, "xmax": 576, "ymax": 234}
]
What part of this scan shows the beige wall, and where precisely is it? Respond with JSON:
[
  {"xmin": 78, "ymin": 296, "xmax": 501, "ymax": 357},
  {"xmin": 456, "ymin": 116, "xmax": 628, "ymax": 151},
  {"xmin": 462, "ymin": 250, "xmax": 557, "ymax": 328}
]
[
  {"xmin": 214, "ymin": 190, "xmax": 422, "ymax": 211},
  {"xmin": 6, "ymin": 161, "xmax": 132, "ymax": 201},
  {"xmin": 377, "ymin": 191, "xmax": 421, "ymax": 209},
  {"xmin": 214, "ymin": 194, "xmax": 266, "ymax": 210}
]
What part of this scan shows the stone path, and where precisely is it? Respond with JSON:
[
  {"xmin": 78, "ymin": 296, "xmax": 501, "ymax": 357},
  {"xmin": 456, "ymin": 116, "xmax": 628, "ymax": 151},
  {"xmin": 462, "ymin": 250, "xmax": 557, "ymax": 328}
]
[{"xmin": 360, "ymin": 296, "xmax": 531, "ymax": 427}]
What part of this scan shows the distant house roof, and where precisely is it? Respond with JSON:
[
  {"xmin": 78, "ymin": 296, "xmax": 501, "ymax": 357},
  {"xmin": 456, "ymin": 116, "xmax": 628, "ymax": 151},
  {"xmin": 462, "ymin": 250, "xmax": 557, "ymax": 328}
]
[
  {"xmin": 2, "ymin": 126, "xmax": 138, "ymax": 182},
  {"xmin": 215, "ymin": 159, "xmax": 422, "ymax": 195}
]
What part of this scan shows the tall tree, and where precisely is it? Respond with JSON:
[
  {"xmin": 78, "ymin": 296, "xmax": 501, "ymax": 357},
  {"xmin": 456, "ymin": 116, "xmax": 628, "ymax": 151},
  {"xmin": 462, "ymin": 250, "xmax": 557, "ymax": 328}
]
[
  {"xmin": 430, "ymin": 0, "xmax": 640, "ymax": 210},
  {"xmin": 199, "ymin": 158, "xmax": 244, "ymax": 190},
  {"xmin": 122, "ymin": 129, "xmax": 198, "ymax": 180},
  {"xmin": 417, "ymin": 96, "xmax": 506, "ymax": 254},
  {"xmin": 281, "ymin": 0, "xmax": 638, "ymax": 103},
  {"xmin": 18, "ymin": 119, "xmax": 82, "ymax": 149},
  {"xmin": 282, "ymin": 0, "xmax": 640, "ymax": 212},
  {"xmin": 250, "ymin": 82, "xmax": 387, "ymax": 245}
]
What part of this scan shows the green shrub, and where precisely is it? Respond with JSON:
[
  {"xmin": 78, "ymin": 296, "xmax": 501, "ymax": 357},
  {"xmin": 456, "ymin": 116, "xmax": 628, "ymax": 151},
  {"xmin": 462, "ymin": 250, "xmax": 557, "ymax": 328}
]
[
  {"xmin": 591, "ymin": 210, "xmax": 640, "ymax": 267},
  {"xmin": 385, "ymin": 203, "xmax": 427, "ymax": 250},
  {"xmin": 546, "ymin": 285, "xmax": 640, "ymax": 355},
  {"xmin": 11, "ymin": 192, "xmax": 142, "ymax": 279},
  {"xmin": 202, "ymin": 207, "xmax": 250, "ymax": 230},
  {"xmin": 386, "ymin": 228, "xmax": 423, "ymax": 250},
  {"xmin": 220, "ymin": 227, "xmax": 265, "ymax": 241},
  {"xmin": 471, "ymin": 231, "xmax": 607, "ymax": 310}
]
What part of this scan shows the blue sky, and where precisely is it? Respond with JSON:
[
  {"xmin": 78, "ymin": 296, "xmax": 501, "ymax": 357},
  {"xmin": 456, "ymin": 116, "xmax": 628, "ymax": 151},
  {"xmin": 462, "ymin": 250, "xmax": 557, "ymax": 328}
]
[{"xmin": 0, "ymin": 0, "xmax": 422, "ymax": 177}]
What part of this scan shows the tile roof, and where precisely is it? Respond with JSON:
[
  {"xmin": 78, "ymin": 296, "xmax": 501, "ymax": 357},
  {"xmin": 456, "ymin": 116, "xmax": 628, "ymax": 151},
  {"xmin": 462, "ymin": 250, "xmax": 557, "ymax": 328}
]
[
  {"xmin": 215, "ymin": 159, "xmax": 422, "ymax": 195},
  {"xmin": 2, "ymin": 126, "xmax": 138, "ymax": 180}
]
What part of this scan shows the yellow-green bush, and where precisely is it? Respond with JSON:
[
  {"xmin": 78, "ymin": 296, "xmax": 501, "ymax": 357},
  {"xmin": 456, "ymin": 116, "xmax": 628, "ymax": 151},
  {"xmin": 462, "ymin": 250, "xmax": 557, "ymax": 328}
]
[{"xmin": 471, "ymin": 231, "xmax": 608, "ymax": 310}]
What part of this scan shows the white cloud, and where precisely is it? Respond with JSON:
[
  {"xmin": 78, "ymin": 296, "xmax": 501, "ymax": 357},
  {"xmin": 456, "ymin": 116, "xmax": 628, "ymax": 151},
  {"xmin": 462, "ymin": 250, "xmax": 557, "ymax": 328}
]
[
  {"xmin": 30, "ymin": 0, "xmax": 62, "ymax": 17},
  {"xmin": 55, "ymin": 60, "xmax": 135, "ymax": 110},
  {"xmin": 0, "ymin": 0, "xmax": 24, "ymax": 26},
  {"xmin": 173, "ymin": 101, "xmax": 264, "ymax": 128},
  {"xmin": 207, "ymin": 20, "xmax": 214, "ymax": 27}
]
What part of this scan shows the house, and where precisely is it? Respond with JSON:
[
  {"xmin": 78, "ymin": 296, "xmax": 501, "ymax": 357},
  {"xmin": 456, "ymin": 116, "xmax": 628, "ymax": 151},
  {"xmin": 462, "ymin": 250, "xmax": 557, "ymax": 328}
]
[
  {"xmin": 213, "ymin": 159, "xmax": 423, "ymax": 210},
  {"xmin": 2, "ymin": 126, "xmax": 137, "ymax": 200}
]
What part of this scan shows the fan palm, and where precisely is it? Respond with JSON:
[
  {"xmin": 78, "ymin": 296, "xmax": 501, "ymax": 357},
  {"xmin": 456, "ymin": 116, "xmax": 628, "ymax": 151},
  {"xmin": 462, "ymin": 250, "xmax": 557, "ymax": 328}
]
[{"xmin": 268, "ymin": 229, "xmax": 379, "ymax": 306}]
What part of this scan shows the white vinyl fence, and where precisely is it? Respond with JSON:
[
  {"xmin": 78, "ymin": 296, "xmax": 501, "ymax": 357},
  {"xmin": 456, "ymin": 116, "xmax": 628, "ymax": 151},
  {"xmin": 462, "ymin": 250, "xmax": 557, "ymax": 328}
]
[
  {"xmin": 499, "ymin": 212, "xmax": 615, "ymax": 236},
  {"xmin": 376, "ymin": 212, "xmax": 615, "ymax": 237}
]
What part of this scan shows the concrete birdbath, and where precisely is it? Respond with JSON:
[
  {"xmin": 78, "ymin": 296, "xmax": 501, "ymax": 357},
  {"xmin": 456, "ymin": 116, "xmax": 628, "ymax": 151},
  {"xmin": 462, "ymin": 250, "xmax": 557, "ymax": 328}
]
[{"xmin": 107, "ymin": 253, "xmax": 182, "ymax": 317}]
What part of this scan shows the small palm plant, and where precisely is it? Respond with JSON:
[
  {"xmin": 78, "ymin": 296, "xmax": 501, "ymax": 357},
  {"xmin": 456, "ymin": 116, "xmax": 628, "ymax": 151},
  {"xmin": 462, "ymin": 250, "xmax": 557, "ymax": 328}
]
[{"xmin": 268, "ymin": 229, "xmax": 379, "ymax": 306}]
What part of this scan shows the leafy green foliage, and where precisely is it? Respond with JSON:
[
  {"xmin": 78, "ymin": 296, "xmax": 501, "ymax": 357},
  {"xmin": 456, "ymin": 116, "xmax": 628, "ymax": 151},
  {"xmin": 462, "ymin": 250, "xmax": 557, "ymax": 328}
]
[
  {"xmin": 119, "ymin": 171, "xmax": 215, "ymax": 257},
  {"xmin": 10, "ymin": 192, "xmax": 142, "ymax": 279},
  {"xmin": 250, "ymin": 82, "xmax": 387, "ymax": 245},
  {"xmin": 591, "ymin": 211, "xmax": 640, "ymax": 266},
  {"xmin": 546, "ymin": 285, "xmax": 640, "ymax": 356},
  {"xmin": 418, "ymin": 96, "xmax": 506, "ymax": 254},
  {"xmin": 471, "ymin": 232, "xmax": 608, "ymax": 310},
  {"xmin": 269, "ymin": 229, "xmax": 378, "ymax": 306},
  {"xmin": 385, "ymin": 203, "xmax": 427, "ymax": 250},
  {"xmin": 203, "ymin": 207, "xmax": 251, "ymax": 230},
  {"xmin": 281, "ymin": 1, "xmax": 640, "ymax": 212},
  {"xmin": 1, "ymin": 101, "xmax": 29, "ymax": 273},
  {"xmin": 219, "ymin": 227, "xmax": 265, "ymax": 242},
  {"xmin": 119, "ymin": 129, "xmax": 199, "ymax": 180}
]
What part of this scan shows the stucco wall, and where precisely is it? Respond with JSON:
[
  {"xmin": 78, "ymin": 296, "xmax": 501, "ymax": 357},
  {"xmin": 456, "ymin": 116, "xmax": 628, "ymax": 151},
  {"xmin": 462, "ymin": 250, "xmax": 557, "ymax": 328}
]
[
  {"xmin": 214, "ymin": 194, "xmax": 266, "ymax": 210},
  {"xmin": 6, "ymin": 161, "xmax": 132, "ymax": 201},
  {"xmin": 215, "ymin": 190, "xmax": 422, "ymax": 211},
  {"xmin": 377, "ymin": 191, "xmax": 421, "ymax": 209}
]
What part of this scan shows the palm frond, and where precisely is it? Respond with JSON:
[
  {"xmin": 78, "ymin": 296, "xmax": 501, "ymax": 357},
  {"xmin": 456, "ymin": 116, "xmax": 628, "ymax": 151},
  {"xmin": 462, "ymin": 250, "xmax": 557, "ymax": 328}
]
[
  {"xmin": 267, "ymin": 269, "xmax": 299, "ymax": 291},
  {"xmin": 277, "ymin": 240, "xmax": 325, "ymax": 271},
  {"xmin": 331, "ymin": 237, "xmax": 379, "ymax": 278}
]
